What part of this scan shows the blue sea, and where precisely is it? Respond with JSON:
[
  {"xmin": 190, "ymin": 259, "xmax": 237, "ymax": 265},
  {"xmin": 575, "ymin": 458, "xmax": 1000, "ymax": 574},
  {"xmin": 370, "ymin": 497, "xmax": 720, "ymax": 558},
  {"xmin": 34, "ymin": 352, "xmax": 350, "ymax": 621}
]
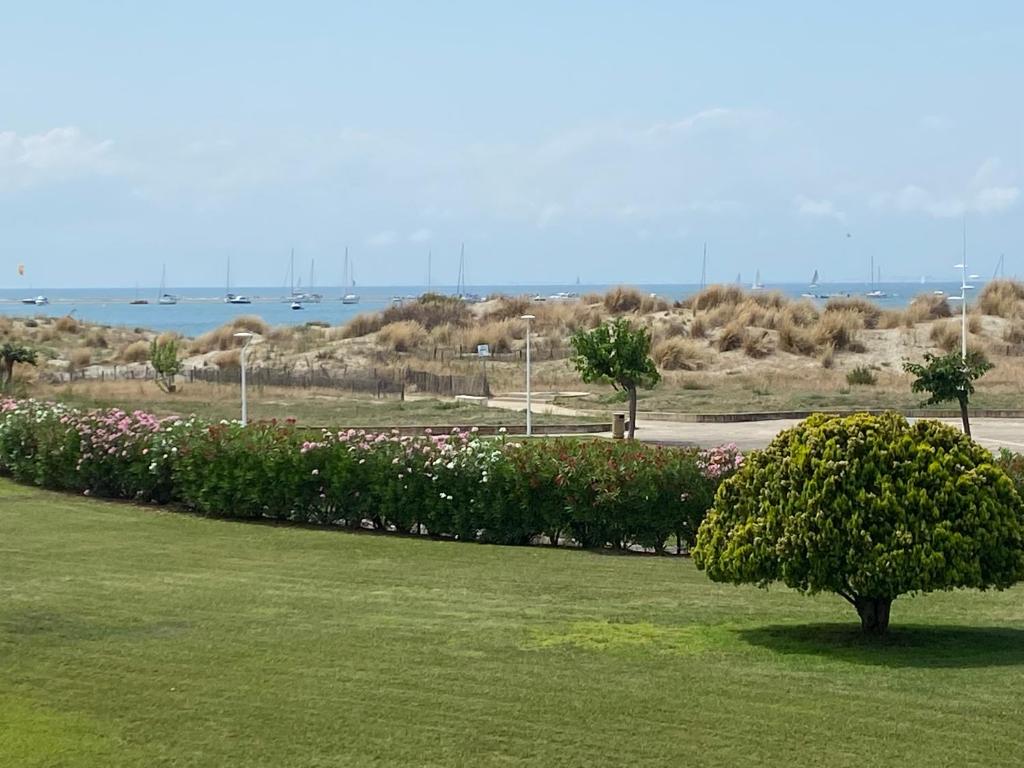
[{"xmin": 0, "ymin": 282, "xmax": 969, "ymax": 336}]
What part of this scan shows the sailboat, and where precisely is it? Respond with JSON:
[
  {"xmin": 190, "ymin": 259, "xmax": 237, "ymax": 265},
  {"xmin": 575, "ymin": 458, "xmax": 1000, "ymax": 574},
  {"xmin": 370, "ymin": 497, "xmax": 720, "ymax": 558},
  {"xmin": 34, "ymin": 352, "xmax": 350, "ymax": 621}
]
[
  {"xmin": 284, "ymin": 249, "xmax": 311, "ymax": 306},
  {"xmin": 751, "ymin": 269, "xmax": 765, "ymax": 291},
  {"xmin": 801, "ymin": 269, "xmax": 819, "ymax": 298},
  {"xmin": 157, "ymin": 265, "xmax": 178, "ymax": 305},
  {"xmin": 224, "ymin": 257, "xmax": 251, "ymax": 304},
  {"xmin": 455, "ymin": 243, "xmax": 482, "ymax": 302},
  {"xmin": 341, "ymin": 247, "xmax": 360, "ymax": 304},
  {"xmin": 865, "ymin": 255, "xmax": 887, "ymax": 298}
]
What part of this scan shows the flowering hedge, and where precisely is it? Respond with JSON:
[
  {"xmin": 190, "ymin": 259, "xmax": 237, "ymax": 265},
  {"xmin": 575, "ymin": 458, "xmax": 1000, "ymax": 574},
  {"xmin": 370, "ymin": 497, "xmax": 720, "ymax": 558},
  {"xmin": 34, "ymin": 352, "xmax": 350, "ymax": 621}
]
[{"xmin": 0, "ymin": 398, "xmax": 741, "ymax": 552}]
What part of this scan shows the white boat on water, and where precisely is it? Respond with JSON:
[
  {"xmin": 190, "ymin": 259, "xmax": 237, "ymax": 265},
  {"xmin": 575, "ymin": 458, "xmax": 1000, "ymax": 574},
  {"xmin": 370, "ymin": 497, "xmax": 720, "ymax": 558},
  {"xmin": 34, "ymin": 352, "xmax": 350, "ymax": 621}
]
[
  {"xmin": 157, "ymin": 265, "xmax": 178, "ymax": 305},
  {"xmin": 341, "ymin": 247, "xmax": 360, "ymax": 304},
  {"xmin": 751, "ymin": 269, "xmax": 765, "ymax": 291},
  {"xmin": 290, "ymin": 301, "xmax": 303, "ymax": 310},
  {"xmin": 283, "ymin": 249, "xmax": 322, "ymax": 304},
  {"xmin": 224, "ymin": 257, "xmax": 252, "ymax": 304},
  {"xmin": 864, "ymin": 256, "xmax": 888, "ymax": 299},
  {"xmin": 21, "ymin": 295, "xmax": 48, "ymax": 306}
]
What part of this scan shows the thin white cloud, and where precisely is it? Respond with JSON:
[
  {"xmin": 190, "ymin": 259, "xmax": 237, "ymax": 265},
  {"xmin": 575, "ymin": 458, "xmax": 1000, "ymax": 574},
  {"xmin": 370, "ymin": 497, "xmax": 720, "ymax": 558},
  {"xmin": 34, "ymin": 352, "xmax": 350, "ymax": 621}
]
[
  {"xmin": 873, "ymin": 159, "xmax": 1020, "ymax": 219},
  {"xmin": 876, "ymin": 183, "xmax": 1019, "ymax": 218},
  {"xmin": 643, "ymin": 108, "xmax": 735, "ymax": 138},
  {"xmin": 408, "ymin": 227, "xmax": 433, "ymax": 243},
  {"xmin": 366, "ymin": 230, "xmax": 398, "ymax": 247},
  {"xmin": 794, "ymin": 195, "xmax": 846, "ymax": 222},
  {"xmin": 973, "ymin": 186, "xmax": 1019, "ymax": 214},
  {"xmin": 0, "ymin": 126, "xmax": 115, "ymax": 187}
]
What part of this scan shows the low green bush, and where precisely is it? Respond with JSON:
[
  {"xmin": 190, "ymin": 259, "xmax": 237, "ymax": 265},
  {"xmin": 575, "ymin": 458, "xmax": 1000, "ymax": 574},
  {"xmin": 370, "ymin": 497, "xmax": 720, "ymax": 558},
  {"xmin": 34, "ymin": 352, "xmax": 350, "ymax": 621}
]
[{"xmin": 845, "ymin": 365, "xmax": 877, "ymax": 385}]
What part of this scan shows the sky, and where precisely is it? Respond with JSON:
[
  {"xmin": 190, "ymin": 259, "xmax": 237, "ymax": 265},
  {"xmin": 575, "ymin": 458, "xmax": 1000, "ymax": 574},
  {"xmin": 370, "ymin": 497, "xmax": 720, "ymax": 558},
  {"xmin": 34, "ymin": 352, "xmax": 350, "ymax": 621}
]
[{"xmin": 1, "ymin": 1, "xmax": 1022, "ymax": 288}]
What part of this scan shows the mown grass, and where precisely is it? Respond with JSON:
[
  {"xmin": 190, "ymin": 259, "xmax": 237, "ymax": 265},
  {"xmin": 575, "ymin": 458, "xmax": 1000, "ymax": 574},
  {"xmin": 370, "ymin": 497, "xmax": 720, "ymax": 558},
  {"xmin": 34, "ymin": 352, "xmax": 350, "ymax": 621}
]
[{"xmin": 2, "ymin": 479, "xmax": 1023, "ymax": 767}]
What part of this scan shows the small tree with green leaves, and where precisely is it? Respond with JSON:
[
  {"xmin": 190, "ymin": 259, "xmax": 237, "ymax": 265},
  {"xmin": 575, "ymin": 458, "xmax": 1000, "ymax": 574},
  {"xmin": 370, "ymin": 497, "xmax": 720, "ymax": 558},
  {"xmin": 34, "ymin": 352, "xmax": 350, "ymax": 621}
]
[
  {"xmin": 694, "ymin": 413, "xmax": 1024, "ymax": 635},
  {"xmin": 903, "ymin": 350, "xmax": 992, "ymax": 436},
  {"xmin": 150, "ymin": 337, "xmax": 183, "ymax": 393},
  {"xmin": 570, "ymin": 318, "xmax": 660, "ymax": 439},
  {"xmin": 1, "ymin": 343, "xmax": 38, "ymax": 391}
]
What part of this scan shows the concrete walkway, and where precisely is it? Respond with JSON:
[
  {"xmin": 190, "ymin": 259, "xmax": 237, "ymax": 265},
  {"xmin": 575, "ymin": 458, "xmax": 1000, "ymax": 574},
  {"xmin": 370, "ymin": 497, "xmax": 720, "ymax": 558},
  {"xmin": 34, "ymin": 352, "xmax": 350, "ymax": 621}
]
[
  {"xmin": 608, "ymin": 417, "xmax": 1024, "ymax": 452},
  {"xmin": 479, "ymin": 394, "xmax": 1024, "ymax": 452}
]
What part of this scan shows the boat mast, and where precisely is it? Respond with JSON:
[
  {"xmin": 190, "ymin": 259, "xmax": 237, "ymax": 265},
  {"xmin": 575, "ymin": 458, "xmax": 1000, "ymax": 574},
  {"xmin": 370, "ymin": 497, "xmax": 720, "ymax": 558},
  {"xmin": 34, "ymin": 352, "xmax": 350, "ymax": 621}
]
[
  {"xmin": 700, "ymin": 242, "xmax": 707, "ymax": 290},
  {"xmin": 427, "ymin": 250, "xmax": 432, "ymax": 289},
  {"xmin": 457, "ymin": 242, "xmax": 466, "ymax": 296}
]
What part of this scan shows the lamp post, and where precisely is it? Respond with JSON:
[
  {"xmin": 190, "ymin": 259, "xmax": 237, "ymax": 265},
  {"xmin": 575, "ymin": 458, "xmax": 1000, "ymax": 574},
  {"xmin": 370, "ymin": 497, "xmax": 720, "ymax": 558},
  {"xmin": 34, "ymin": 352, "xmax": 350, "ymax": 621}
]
[
  {"xmin": 521, "ymin": 314, "xmax": 535, "ymax": 436},
  {"xmin": 233, "ymin": 332, "xmax": 254, "ymax": 425},
  {"xmin": 950, "ymin": 263, "xmax": 980, "ymax": 362}
]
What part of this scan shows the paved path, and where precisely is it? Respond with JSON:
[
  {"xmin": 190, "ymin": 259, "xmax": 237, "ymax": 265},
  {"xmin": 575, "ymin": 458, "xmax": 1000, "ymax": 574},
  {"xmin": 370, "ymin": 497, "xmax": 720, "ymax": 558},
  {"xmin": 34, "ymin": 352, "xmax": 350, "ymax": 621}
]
[
  {"xmin": 615, "ymin": 417, "xmax": 1024, "ymax": 452},
  {"xmin": 480, "ymin": 395, "xmax": 1024, "ymax": 452}
]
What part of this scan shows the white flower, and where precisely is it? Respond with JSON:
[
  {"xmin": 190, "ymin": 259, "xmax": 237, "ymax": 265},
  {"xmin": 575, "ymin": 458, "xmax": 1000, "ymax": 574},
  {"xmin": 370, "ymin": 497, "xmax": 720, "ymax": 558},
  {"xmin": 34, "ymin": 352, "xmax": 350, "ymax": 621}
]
[{"xmin": 311, "ymin": 469, "xmax": 319, "ymax": 476}]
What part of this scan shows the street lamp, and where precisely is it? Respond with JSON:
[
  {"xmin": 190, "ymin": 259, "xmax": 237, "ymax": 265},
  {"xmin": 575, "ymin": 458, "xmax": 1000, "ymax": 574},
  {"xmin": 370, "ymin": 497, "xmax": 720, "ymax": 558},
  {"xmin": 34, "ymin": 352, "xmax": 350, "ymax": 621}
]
[
  {"xmin": 233, "ymin": 332, "xmax": 254, "ymax": 425},
  {"xmin": 520, "ymin": 314, "xmax": 536, "ymax": 436},
  {"xmin": 950, "ymin": 264, "xmax": 980, "ymax": 362}
]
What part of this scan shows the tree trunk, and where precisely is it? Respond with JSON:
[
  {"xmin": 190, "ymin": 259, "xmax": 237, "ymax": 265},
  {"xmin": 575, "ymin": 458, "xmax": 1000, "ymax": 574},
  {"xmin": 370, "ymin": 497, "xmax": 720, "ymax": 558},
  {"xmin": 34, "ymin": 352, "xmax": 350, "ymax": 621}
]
[
  {"xmin": 958, "ymin": 394, "xmax": 971, "ymax": 437},
  {"xmin": 627, "ymin": 385, "xmax": 637, "ymax": 440},
  {"xmin": 854, "ymin": 596, "xmax": 892, "ymax": 635}
]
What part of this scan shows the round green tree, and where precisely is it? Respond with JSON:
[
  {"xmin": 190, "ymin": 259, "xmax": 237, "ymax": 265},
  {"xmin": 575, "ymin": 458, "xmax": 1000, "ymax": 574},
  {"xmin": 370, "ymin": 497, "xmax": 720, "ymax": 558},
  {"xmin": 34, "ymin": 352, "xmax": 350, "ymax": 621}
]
[{"xmin": 693, "ymin": 412, "xmax": 1024, "ymax": 634}]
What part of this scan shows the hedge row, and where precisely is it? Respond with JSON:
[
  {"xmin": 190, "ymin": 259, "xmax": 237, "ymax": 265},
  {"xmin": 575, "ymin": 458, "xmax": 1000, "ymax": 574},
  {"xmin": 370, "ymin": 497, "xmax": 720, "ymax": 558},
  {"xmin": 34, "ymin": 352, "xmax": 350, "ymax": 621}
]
[{"xmin": 0, "ymin": 398, "xmax": 742, "ymax": 552}]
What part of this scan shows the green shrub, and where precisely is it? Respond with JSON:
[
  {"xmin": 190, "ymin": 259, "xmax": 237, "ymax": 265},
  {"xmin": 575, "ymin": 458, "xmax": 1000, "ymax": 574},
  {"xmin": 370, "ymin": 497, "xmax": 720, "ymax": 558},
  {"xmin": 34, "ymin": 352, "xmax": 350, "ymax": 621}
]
[
  {"xmin": 694, "ymin": 412, "xmax": 1024, "ymax": 634},
  {"xmin": 0, "ymin": 398, "xmax": 741, "ymax": 554},
  {"xmin": 845, "ymin": 365, "xmax": 877, "ymax": 385}
]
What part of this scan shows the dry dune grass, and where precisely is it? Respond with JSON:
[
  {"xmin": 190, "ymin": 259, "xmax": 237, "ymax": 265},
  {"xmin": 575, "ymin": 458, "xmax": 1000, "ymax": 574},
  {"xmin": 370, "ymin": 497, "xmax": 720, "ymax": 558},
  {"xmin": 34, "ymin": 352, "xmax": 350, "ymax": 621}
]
[
  {"xmin": 211, "ymin": 349, "xmax": 241, "ymax": 369},
  {"xmin": 777, "ymin": 317, "xmax": 818, "ymax": 355},
  {"xmin": 905, "ymin": 293, "xmax": 953, "ymax": 323},
  {"xmin": 483, "ymin": 295, "xmax": 532, "ymax": 322},
  {"xmin": 652, "ymin": 338, "xmax": 710, "ymax": 370},
  {"xmin": 742, "ymin": 329, "xmax": 773, "ymax": 359},
  {"xmin": 1003, "ymin": 321, "xmax": 1024, "ymax": 345},
  {"xmin": 639, "ymin": 294, "xmax": 670, "ymax": 314},
  {"xmin": 930, "ymin": 317, "xmax": 983, "ymax": 353},
  {"xmin": 340, "ymin": 313, "xmax": 385, "ymax": 339},
  {"xmin": 193, "ymin": 316, "xmax": 270, "ymax": 353},
  {"xmin": 55, "ymin": 315, "xmax": 80, "ymax": 334},
  {"xmin": 824, "ymin": 296, "xmax": 881, "ymax": 329},
  {"xmin": 815, "ymin": 309, "xmax": 865, "ymax": 352},
  {"xmin": 978, "ymin": 280, "xmax": 1024, "ymax": 318},
  {"xmin": 382, "ymin": 293, "xmax": 470, "ymax": 331},
  {"xmin": 120, "ymin": 340, "xmax": 150, "ymax": 363},
  {"xmin": 68, "ymin": 348, "xmax": 92, "ymax": 368},
  {"xmin": 715, "ymin": 321, "xmax": 746, "ymax": 352},
  {"xmin": 459, "ymin": 319, "xmax": 524, "ymax": 353},
  {"xmin": 603, "ymin": 286, "xmax": 644, "ymax": 313},
  {"xmin": 690, "ymin": 284, "xmax": 744, "ymax": 311},
  {"xmin": 377, "ymin": 320, "xmax": 428, "ymax": 352},
  {"xmin": 83, "ymin": 329, "xmax": 108, "ymax": 349}
]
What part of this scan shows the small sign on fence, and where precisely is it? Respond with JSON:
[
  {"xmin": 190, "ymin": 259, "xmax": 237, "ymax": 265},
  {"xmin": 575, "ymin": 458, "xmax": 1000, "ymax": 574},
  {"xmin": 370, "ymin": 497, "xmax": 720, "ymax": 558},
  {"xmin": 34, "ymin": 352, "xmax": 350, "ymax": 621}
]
[{"xmin": 477, "ymin": 344, "xmax": 491, "ymax": 357}]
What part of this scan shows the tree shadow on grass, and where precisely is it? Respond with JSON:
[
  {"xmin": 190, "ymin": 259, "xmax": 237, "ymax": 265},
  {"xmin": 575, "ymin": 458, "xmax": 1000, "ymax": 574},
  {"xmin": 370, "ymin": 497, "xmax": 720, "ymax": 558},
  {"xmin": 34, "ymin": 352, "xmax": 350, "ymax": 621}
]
[{"xmin": 736, "ymin": 624, "xmax": 1024, "ymax": 669}]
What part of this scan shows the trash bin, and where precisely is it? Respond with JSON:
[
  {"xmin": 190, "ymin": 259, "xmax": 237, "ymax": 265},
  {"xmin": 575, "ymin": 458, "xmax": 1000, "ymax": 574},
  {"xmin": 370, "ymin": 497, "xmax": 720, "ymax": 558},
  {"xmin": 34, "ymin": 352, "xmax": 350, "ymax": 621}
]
[{"xmin": 612, "ymin": 412, "xmax": 626, "ymax": 439}]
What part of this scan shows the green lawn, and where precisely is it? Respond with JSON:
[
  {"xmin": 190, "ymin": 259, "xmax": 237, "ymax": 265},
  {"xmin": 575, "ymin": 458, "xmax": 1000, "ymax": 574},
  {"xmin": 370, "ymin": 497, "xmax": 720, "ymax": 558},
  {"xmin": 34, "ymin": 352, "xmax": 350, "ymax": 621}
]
[{"xmin": 2, "ymin": 478, "xmax": 1023, "ymax": 767}]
